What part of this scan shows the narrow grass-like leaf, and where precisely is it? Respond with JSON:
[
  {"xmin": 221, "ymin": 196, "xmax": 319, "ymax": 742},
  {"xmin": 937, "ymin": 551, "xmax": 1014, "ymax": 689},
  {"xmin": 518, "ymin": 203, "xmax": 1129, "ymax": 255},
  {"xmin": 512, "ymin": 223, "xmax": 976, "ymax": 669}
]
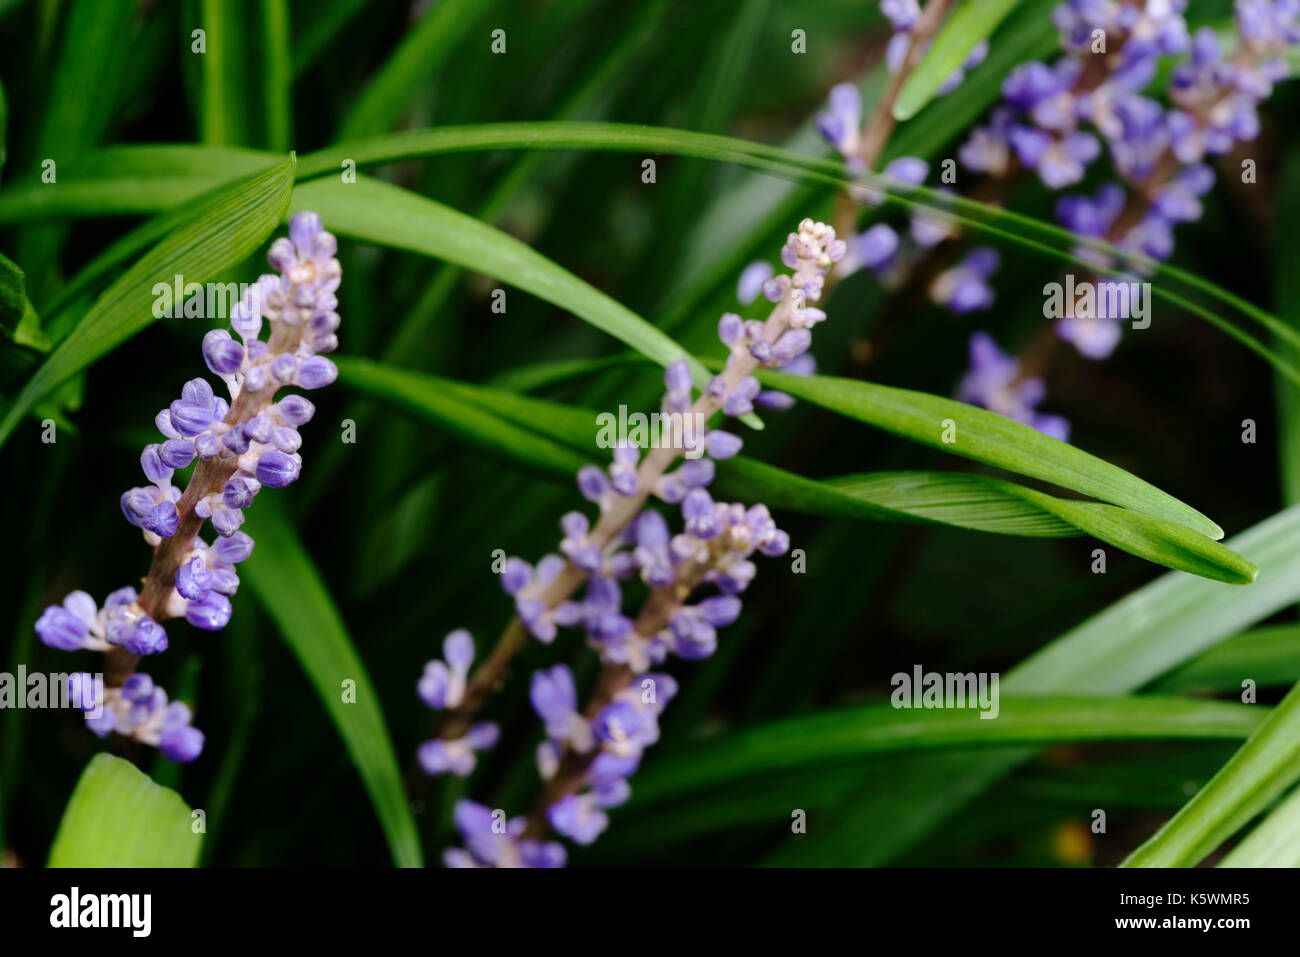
[
  {"xmin": 0, "ymin": 75, "xmax": 7, "ymax": 184},
  {"xmin": 48, "ymin": 754, "xmax": 201, "ymax": 867},
  {"xmin": 770, "ymin": 504, "xmax": 1300, "ymax": 864},
  {"xmin": 290, "ymin": 177, "xmax": 733, "ymax": 420},
  {"xmin": 760, "ymin": 368, "xmax": 1225, "ymax": 541},
  {"xmin": 241, "ymin": 500, "xmax": 422, "ymax": 868},
  {"xmin": 293, "ymin": 0, "xmax": 371, "ymax": 76},
  {"xmin": 0, "ymin": 155, "xmax": 295, "ymax": 448},
  {"xmin": 5, "ymin": 125, "xmax": 1296, "ymax": 387},
  {"xmin": 337, "ymin": 357, "xmax": 588, "ymax": 476},
  {"xmin": 1011, "ymin": 505, "xmax": 1300, "ymax": 695},
  {"xmin": 334, "ymin": 359, "xmax": 1251, "ymax": 581},
  {"xmin": 628, "ymin": 697, "xmax": 1264, "ymax": 810},
  {"xmin": 0, "ymin": 251, "xmax": 21, "ymax": 333},
  {"xmin": 729, "ymin": 460, "xmax": 1253, "ymax": 583},
  {"xmin": 336, "ymin": 0, "xmax": 492, "ymax": 140},
  {"xmin": 1149, "ymin": 626, "xmax": 1300, "ymax": 693},
  {"xmin": 894, "ymin": 0, "xmax": 1019, "ymax": 121},
  {"xmin": 261, "ymin": 0, "xmax": 292, "ymax": 151},
  {"xmin": 1218, "ymin": 783, "xmax": 1300, "ymax": 867},
  {"xmin": 1123, "ymin": 679, "xmax": 1300, "ymax": 867},
  {"xmin": 1275, "ymin": 148, "xmax": 1300, "ymax": 503},
  {"xmin": 0, "ymin": 146, "xmax": 272, "ymax": 224}
]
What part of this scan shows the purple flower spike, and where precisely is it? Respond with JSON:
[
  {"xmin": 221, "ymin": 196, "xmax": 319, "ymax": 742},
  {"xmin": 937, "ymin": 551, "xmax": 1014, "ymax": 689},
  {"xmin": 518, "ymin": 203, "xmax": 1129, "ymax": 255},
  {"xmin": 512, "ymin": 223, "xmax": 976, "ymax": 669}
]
[
  {"xmin": 426, "ymin": 219, "xmax": 856, "ymax": 861},
  {"xmin": 36, "ymin": 213, "xmax": 343, "ymax": 762}
]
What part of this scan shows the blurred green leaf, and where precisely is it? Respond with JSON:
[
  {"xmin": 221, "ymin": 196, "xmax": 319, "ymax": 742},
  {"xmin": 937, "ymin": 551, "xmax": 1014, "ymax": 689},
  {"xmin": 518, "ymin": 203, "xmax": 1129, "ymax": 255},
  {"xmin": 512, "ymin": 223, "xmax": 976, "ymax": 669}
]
[
  {"xmin": 0, "ymin": 146, "xmax": 271, "ymax": 224},
  {"xmin": 337, "ymin": 0, "xmax": 494, "ymax": 140},
  {"xmin": 772, "ymin": 504, "xmax": 1300, "ymax": 864},
  {"xmin": 1012, "ymin": 505, "xmax": 1300, "ymax": 695},
  {"xmin": 0, "ymin": 155, "xmax": 295, "ymax": 448},
  {"xmin": 293, "ymin": 0, "xmax": 371, "ymax": 76},
  {"xmin": 0, "ymin": 75, "xmax": 7, "ymax": 184},
  {"xmin": 1149, "ymin": 625, "xmax": 1300, "ymax": 694},
  {"xmin": 0, "ymin": 251, "xmax": 22, "ymax": 333},
  {"xmin": 1219, "ymin": 782, "xmax": 1300, "ymax": 867},
  {"xmin": 48, "ymin": 754, "xmax": 201, "ymax": 867},
  {"xmin": 1123, "ymin": 679, "xmax": 1300, "ymax": 867},
  {"xmin": 629, "ymin": 696, "xmax": 1264, "ymax": 810},
  {"xmin": 1275, "ymin": 148, "xmax": 1300, "ymax": 504},
  {"xmin": 760, "ymin": 368, "xmax": 1227, "ymax": 542},
  {"xmin": 199, "ymin": 0, "xmax": 291, "ymax": 149},
  {"xmin": 894, "ymin": 0, "xmax": 1018, "ymax": 121},
  {"xmin": 241, "ymin": 500, "xmax": 422, "ymax": 868}
]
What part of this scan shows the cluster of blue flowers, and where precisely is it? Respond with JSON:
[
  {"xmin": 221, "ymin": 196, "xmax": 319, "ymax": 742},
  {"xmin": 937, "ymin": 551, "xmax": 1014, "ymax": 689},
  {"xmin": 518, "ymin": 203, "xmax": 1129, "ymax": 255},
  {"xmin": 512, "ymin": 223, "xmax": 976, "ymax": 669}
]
[
  {"xmin": 811, "ymin": 0, "xmax": 1299, "ymax": 443},
  {"xmin": 419, "ymin": 219, "xmax": 846, "ymax": 866},
  {"xmin": 35, "ymin": 212, "xmax": 341, "ymax": 762}
]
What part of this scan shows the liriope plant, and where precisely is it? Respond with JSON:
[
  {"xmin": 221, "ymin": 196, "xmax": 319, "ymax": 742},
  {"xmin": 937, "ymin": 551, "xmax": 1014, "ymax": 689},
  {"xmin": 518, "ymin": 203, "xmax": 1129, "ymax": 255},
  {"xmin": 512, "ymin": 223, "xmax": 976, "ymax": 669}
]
[{"xmin": 4, "ymin": 0, "xmax": 1299, "ymax": 872}]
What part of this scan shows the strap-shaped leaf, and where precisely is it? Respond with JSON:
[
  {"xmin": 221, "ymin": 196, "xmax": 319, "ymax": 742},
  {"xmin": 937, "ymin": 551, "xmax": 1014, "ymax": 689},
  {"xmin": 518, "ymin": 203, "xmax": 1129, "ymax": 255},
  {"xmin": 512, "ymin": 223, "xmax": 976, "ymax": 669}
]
[
  {"xmin": 335, "ymin": 358, "xmax": 1254, "ymax": 582},
  {"xmin": 760, "ymin": 368, "xmax": 1225, "ymax": 541},
  {"xmin": 48, "ymin": 754, "xmax": 201, "ymax": 867},
  {"xmin": 894, "ymin": 0, "xmax": 1021, "ymax": 121},
  {"xmin": 1123, "ymin": 678, "xmax": 1300, "ymax": 867},
  {"xmin": 290, "ymin": 177, "xmax": 742, "ymax": 422},
  {"xmin": 241, "ymin": 501, "xmax": 423, "ymax": 868},
  {"xmin": 626, "ymin": 696, "xmax": 1264, "ymax": 810}
]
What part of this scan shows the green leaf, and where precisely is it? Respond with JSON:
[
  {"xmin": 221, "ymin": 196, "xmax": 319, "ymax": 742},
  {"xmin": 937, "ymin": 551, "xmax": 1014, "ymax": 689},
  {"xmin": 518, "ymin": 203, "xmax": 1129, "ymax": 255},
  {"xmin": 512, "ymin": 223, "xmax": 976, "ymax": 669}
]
[
  {"xmin": 241, "ymin": 500, "xmax": 423, "ymax": 868},
  {"xmin": 48, "ymin": 754, "xmax": 201, "ymax": 867},
  {"xmin": 727, "ymin": 460, "xmax": 1254, "ymax": 584},
  {"xmin": 337, "ymin": 357, "xmax": 588, "ymax": 476},
  {"xmin": 4, "ymin": 125, "xmax": 1295, "ymax": 387},
  {"xmin": 1219, "ymin": 783, "xmax": 1300, "ymax": 867},
  {"xmin": 0, "ymin": 155, "xmax": 295, "ymax": 449},
  {"xmin": 1123, "ymin": 679, "xmax": 1300, "ymax": 867},
  {"xmin": 1149, "ymin": 626, "xmax": 1300, "ymax": 694},
  {"xmin": 0, "ymin": 251, "xmax": 22, "ymax": 333},
  {"xmin": 290, "ymin": 176, "xmax": 736, "ymax": 421},
  {"xmin": 1275, "ymin": 147, "xmax": 1300, "ymax": 504},
  {"xmin": 628, "ymin": 696, "xmax": 1264, "ymax": 810},
  {"xmin": 334, "ymin": 359, "xmax": 1252, "ymax": 582},
  {"xmin": 769, "ymin": 504, "xmax": 1300, "ymax": 865},
  {"xmin": 336, "ymin": 0, "xmax": 494, "ymax": 140},
  {"xmin": 894, "ymin": 0, "xmax": 1019, "ymax": 121},
  {"xmin": 759, "ymin": 368, "xmax": 1226, "ymax": 542},
  {"xmin": 0, "ymin": 146, "xmax": 272, "ymax": 224},
  {"xmin": 0, "ymin": 75, "xmax": 7, "ymax": 185},
  {"xmin": 199, "ymin": 0, "xmax": 291, "ymax": 148},
  {"xmin": 293, "ymin": 0, "xmax": 372, "ymax": 76},
  {"xmin": 1011, "ymin": 504, "xmax": 1300, "ymax": 695}
]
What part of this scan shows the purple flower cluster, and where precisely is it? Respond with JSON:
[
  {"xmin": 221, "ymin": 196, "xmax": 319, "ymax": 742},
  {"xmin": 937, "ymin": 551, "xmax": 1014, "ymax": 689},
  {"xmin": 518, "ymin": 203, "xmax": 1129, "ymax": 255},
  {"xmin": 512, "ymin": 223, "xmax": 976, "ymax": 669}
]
[
  {"xmin": 958, "ymin": 332, "xmax": 1070, "ymax": 442},
  {"xmin": 960, "ymin": 0, "xmax": 1299, "ymax": 364},
  {"xmin": 35, "ymin": 212, "xmax": 342, "ymax": 761},
  {"xmin": 814, "ymin": 2, "xmax": 1297, "ymax": 440},
  {"xmin": 428, "ymin": 220, "xmax": 845, "ymax": 865},
  {"xmin": 68, "ymin": 671, "xmax": 204, "ymax": 763}
]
